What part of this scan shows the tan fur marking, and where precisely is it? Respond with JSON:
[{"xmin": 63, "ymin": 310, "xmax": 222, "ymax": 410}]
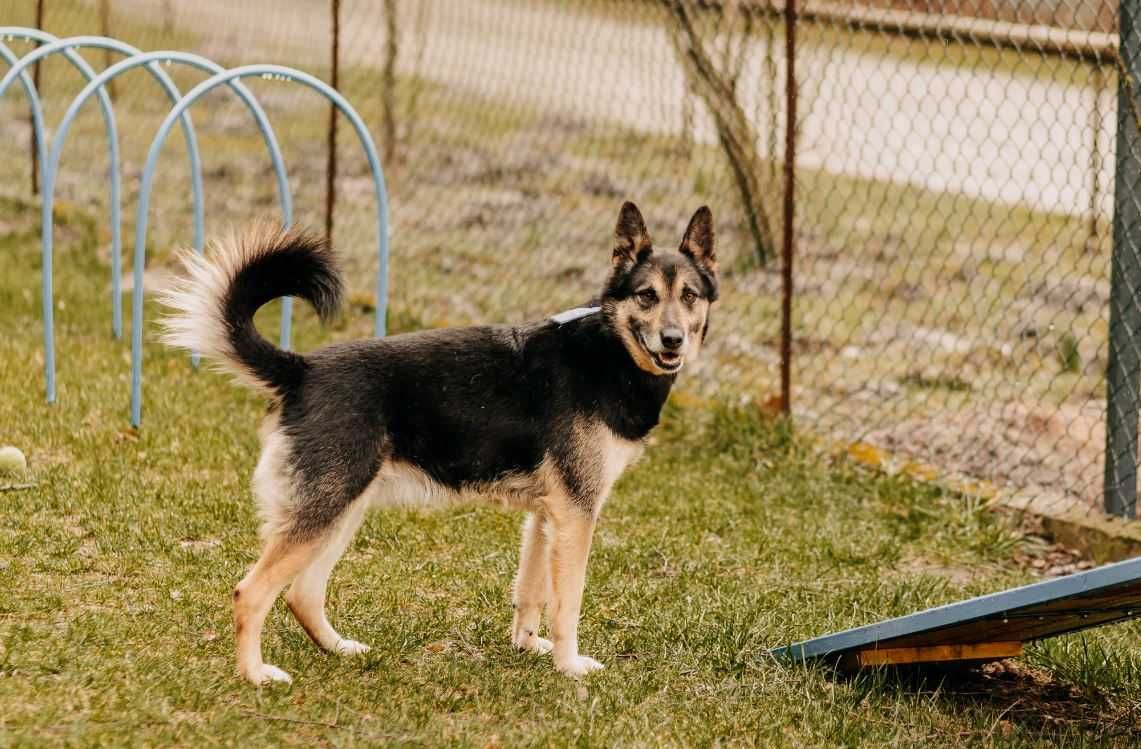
[
  {"xmin": 511, "ymin": 513, "xmax": 553, "ymax": 654},
  {"xmin": 284, "ymin": 495, "xmax": 370, "ymax": 652},
  {"xmin": 252, "ymin": 410, "xmax": 298, "ymax": 542},
  {"xmin": 564, "ymin": 417, "xmax": 643, "ymax": 513},
  {"xmin": 234, "ymin": 536, "xmax": 323, "ymax": 684},
  {"xmin": 544, "ymin": 494, "xmax": 600, "ymax": 676},
  {"xmin": 604, "ymin": 294, "xmax": 662, "ymax": 375},
  {"xmin": 673, "ymin": 270, "xmax": 711, "ymax": 361},
  {"xmin": 363, "ymin": 460, "xmax": 549, "ymax": 512}
]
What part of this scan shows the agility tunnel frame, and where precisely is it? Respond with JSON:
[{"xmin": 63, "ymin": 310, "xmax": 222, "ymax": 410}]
[{"xmin": 0, "ymin": 27, "xmax": 390, "ymax": 425}]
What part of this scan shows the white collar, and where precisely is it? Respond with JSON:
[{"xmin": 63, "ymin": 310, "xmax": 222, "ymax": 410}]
[{"xmin": 549, "ymin": 306, "xmax": 601, "ymax": 325}]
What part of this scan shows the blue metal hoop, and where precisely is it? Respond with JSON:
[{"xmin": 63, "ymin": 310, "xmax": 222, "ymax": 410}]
[
  {"xmin": 0, "ymin": 30, "xmax": 126, "ymax": 402},
  {"xmin": 48, "ymin": 48, "xmax": 296, "ymax": 366}
]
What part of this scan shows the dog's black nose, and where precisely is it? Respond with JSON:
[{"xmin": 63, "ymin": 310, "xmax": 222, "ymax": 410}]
[{"xmin": 661, "ymin": 328, "xmax": 685, "ymax": 350}]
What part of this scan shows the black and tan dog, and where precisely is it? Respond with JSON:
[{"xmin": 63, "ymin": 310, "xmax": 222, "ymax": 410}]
[{"xmin": 161, "ymin": 202, "xmax": 718, "ymax": 684}]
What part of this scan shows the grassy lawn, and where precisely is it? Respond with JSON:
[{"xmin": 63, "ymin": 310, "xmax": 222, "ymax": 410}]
[
  {"xmin": 1, "ymin": 188, "xmax": 1140, "ymax": 747},
  {"xmin": 0, "ymin": 5, "xmax": 1138, "ymax": 742}
]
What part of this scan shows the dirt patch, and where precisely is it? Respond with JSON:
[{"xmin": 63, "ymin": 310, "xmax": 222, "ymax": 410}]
[
  {"xmin": 845, "ymin": 660, "xmax": 1141, "ymax": 746},
  {"xmin": 897, "ymin": 556, "xmax": 977, "ymax": 585},
  {"xmin": 1011, "ymin": 535, "xmax": 1096, "ymax": 577},
  {"xmin": 960, "ymin": 660, "xmax": 1139, "ymax": 743},
  {"xmin": 864, "ymin": 402, "xmax": 1108, "ymax": 510}
]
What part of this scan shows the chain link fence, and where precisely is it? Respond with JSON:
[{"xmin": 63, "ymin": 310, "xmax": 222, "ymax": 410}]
[
  {"xmin": 791, "ymin": 2, "xmax": 1134, "ymax": 525},
  {"xmin": 3, "ymin": 0, "xmax": 1139, "ymax": 522}
]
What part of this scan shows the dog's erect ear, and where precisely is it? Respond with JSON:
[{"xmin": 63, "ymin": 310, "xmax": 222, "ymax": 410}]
[
  {"xmin": 613, "ymin": 201, "xmax": 652, "ymax": 269},
  {"xmin": 679, "ymin": 206, "xmax": 716, "ymax": 276}
]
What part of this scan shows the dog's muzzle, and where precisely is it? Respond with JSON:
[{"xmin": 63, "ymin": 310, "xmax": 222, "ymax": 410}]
[{"xmin": 640, "ymin": 330, "xmax": 685, "ymax": 373}]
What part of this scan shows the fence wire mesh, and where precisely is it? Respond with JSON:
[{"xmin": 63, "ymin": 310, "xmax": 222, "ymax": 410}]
[{"xmin": 2, "ymin": 0, "xmax": 1138, "ymax": 522}]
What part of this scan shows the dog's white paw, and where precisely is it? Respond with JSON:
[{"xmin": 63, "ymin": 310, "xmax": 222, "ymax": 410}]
[
  {"xmin": 246, "ymin": 663, "xmax": 293, "ymax": 685},
  {"xmin": 513, "ymin": 633, "xmax": 554, "ymax": 655},
  {"xmin": 335, "ymin": 639, "xmax": 371, "ymax": 656},
  {"xmin": 556, "ymin": 655, "xmax": 604, "ymax": 678}
]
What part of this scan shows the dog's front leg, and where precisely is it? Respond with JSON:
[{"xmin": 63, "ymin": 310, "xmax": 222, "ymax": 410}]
[
  {"xmin": 512, "ymin": 512, "xmax": 553, "ymax": 655},
  {"xmin": 546, "ymin": 500, "xmax": 602, "ymax": 677}
]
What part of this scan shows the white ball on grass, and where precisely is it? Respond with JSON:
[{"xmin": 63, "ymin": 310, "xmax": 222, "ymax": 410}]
[{"xmin": 0, "ymin": 446, "xmax": 27, "ymax": 477}]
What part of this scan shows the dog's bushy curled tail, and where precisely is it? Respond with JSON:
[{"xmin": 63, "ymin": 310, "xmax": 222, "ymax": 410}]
[{"xmin": 159, "ymin": 223, "xmax": 343, "ymax": 396}]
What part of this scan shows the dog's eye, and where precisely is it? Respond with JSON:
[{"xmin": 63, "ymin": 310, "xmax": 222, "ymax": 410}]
[
  {"xmin": 681, "ymin": 289, "xmax": 698, "ymax": 305},
  {"xmin": 636, "ymin": 289, "xmax": 658, "ymax": 307}
]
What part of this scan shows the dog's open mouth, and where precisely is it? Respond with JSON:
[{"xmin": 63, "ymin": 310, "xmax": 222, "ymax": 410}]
[{"xmin": 652, "ymin": 350, "xmax": 683, "ymax": 372}]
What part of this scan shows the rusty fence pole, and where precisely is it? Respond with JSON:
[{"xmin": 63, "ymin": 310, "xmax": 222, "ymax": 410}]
[
  {"xmin": 29, "ymin": 0, "xmax": 45, "ymax": 195},
  {"xmin": 324, "ymin": 0, "xmax": 341, "ymax": 242},
  {"xmin": 1089, "ymin": 63, "xmax": 1103, "ymax": 253},
  {"xmin": 99, "ymin": 0, "xmax": 116, "ymax": 101},
  {"xmin": 779, "ymin": 0, "xmax": 797, "ymax": 415},
  {"xmin": 382, "ymin": 0, "xmax": 398, "ymax": 165}
]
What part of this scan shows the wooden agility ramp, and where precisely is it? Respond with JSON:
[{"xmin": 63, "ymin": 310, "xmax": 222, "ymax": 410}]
[{"xmin": 773, "ymin": 557, "xmax": 1141, "ymax": 668}]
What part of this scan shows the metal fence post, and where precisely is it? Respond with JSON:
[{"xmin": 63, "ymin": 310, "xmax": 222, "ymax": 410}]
[{"xmin": 1105, "ymin": 0, "xmax": 1141, "ymax": 519}]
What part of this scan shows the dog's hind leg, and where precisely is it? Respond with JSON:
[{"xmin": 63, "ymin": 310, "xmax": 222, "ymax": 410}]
[
  {"xmin": 511, "ymin": 512, "xmax": 553, "ymax": 655},
  {"xmin": 234, "ymin": 533, "xmax": 323, "ymax": 685},
  {"xmin": 285, "ymin": 495, "xmax": 371, "ymax": 655}
]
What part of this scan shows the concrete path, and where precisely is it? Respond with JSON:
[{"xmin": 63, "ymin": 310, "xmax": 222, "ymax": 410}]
[{"xmin": 90, "ymin": 0, "xmax": 1116, "ymax": 217}]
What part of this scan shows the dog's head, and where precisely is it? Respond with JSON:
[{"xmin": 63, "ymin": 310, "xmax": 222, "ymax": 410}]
[{"xmin": 601, "ymin": 202, "xmax": 718, "ymax": 376}]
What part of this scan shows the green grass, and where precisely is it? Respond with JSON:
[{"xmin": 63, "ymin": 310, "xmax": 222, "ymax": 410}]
[
  {"xmin": 1, "ymin": 182, "xmax": 1140, "ymax": 747},
  {"xmin": 0, "ymin": 6, "xmax": 1137, "ymax": 741},
  {"xmin": 1058, "ymin": 332, "xmax": 1083, "ymax": 374}
]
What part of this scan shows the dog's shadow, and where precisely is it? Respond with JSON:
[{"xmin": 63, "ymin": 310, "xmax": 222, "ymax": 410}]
[{"xmin": 832, "ymin": 659, "xmax": 1138, "ymax": 743}]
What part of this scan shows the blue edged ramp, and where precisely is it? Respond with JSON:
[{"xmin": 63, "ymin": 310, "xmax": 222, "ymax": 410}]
[{"xmin": 774, "ymin": 556, "xmax": 1141, "ymax": 668}]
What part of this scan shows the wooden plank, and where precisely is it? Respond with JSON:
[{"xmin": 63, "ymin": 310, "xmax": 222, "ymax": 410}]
[
  {"xmin": 878, "ymin": 585, "xmax": 1141, "ymax": 647},
  {"xmin": 882, "ymin": 609, "xmax": 1140, "ymax": 648},
  {"xmin": 846, "ymin": 641, "xmax": 1022, "ymax": 668}
]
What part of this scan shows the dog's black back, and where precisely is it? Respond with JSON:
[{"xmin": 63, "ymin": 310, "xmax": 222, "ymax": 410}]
[{"xmin": 280, "ymin": 314, "xmax": 674, "ymax": 535}]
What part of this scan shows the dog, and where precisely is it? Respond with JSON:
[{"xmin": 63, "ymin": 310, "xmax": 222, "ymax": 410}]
[{"xmin": 160, "ymin": 201, "xmax": 718, "ymax": 684}]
